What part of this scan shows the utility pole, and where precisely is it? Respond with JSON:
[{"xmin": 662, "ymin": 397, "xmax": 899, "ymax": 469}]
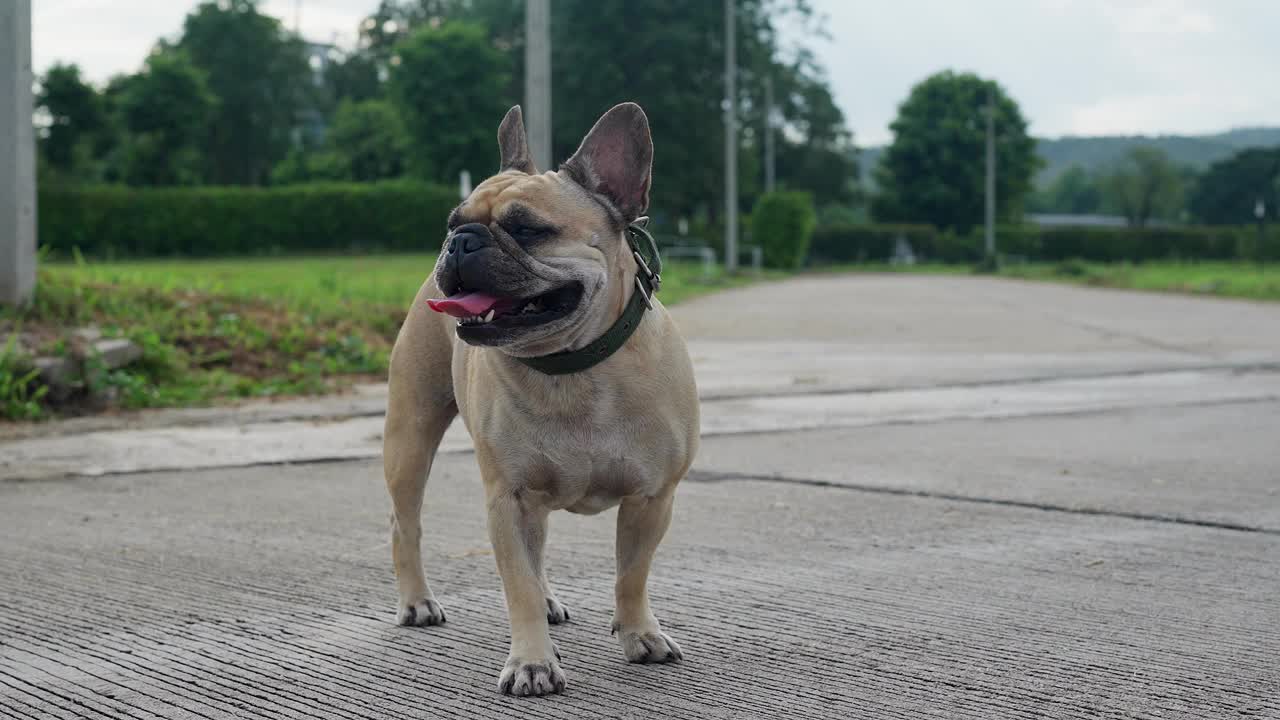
[
  {"xmin": 524, "ymin": 0, "xmax": 552, "ymax": 172},
  {"xmin": 724, "ymin": 0, "xmax": 738, "ymax": 273},
  {"xmin": 1, "ymin": 0, "xmax": 36, "ymax": 306},
  {"xmin": 763, "ymin": 74, "xmax": 776, "ymax": 193},
  {"xmin": 983, "ymin": 87, "xmax": 996, "ymax": 264}
]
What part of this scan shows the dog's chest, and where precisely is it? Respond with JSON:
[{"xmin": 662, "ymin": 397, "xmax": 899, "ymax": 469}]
[{"xmin": 464, "ymin": 384, "xmax": 685, "ymax": 514}]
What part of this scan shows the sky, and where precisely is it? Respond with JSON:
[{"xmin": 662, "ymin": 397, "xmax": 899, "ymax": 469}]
[{"xmin": 31, "ymin": 0, "xmax": 1280, "ymax": 146}]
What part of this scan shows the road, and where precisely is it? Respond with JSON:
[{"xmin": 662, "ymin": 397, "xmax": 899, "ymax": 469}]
[{"xmin": 2, "ymin": 275, "xmax": 1278, "ymax": 718}]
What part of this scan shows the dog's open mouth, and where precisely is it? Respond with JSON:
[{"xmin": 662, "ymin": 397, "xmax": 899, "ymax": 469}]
[{"xmin": 427, "ymin": 284, "xmax": 583, "ymax": 337}]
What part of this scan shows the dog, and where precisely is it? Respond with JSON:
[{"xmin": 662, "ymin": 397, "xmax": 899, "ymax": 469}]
[{"xmin": 382, "ymin": 102, "xmax": 699, "ymax": 696}]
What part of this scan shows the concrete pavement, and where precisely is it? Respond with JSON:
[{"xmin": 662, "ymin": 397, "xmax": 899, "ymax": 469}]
[{"xmin": 2, "ymin": 274, "xmax": 1278, "ymax": 718}]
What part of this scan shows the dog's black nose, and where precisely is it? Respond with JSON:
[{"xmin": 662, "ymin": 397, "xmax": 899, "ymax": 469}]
[{"xmin": 450, "ymin": 223, "xmax": 492, "ymax": 255}]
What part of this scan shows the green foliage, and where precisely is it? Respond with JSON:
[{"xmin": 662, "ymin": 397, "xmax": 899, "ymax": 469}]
[
  {"xmin": 366, "ymin": 1, "xmax": 859, "ymax": 218},
  {"xmin": 35, "ymin": 63, "xmax": 107, "ymax": 182},
  {"xmin": 176, "ymin": 0, "xmax": 313, "ymax": 184},
  {"xmin": 322, "ymin": 50, "xmax": 383, "ymax": 107},
  {"xmin": 0, "ymin": 337, "xmax": 48, "ymax": 421},
  {"xmin": 1101, "ymin": 147, "xmax": 1188, "ymax": 227},
  {"xmin": 114, "ymin": 51, "xmax": 217, "ymax": 186},
  {"xmin": 389, "ymin": 22, "xmax": 513, "ymax": 182},
  {"xmin": 326, "ymin": 100, "xmax": 410, "ymax": 182},
  {"xmin": 1028, "ymin": 165, "xmax": 1104, "ymax": 215},
  {"xmin": 816, "ymin": 203, "xmax": 867, "ymax": 226},
  {"xmin": 38, "ymin": 182, "xmax": 458, "ymax": 258},
  {"xmin": 751, "ymin": 192, "xmax": 816, "ymax": 269},
  {"xmin": 1187, "ymin": 147, "xmax": 1280, "ymax": 225},
  {"xmin": 810, "ymin": 224, "xmax": 937, "ymax": 263},
  {"xmin": 809, "ymin": 223, "xmax": 1280, "ymax": 266},
  {"xmin": 274, "ymin": 100, "xmax": 410, "ymax": 184},
  {"xmin": 1035, "ymin": 128, "xmax": 1280, "ymax": 189},
  {"xmin": 873, "ymin": 71, "xmax": 1040, "ymax": 232}
]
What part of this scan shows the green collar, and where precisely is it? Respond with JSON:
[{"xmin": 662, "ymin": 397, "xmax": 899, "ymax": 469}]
[{"xmin": 517, "ymin": 218, "xmax": 663, "ymax": 376}]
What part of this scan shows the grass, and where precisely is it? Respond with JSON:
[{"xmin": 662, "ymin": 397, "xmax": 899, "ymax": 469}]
[
  {"xmin": 819, "ymin": 259, "xmax": 1280, "ymax": 301},
  {"xmin": 0, "ymin": 253, "xmax": 768, "ymax": 421},
  {"xmin": 997, "ymin": 260, "xmax": 1280, "ymax": 301}
]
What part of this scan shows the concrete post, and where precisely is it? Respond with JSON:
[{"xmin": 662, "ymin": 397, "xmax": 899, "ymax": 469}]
[
  {"xmin": 763, "ymin": 74, "xmax": 775, "ymax": 194},
  {"xmin": 983, "ymin": 88, "xmax": 996, "ymax": 262},
  {"xmin": 524, "ymin": 0, "xmax": 552, "ymax": 172},
  {"xmin": 1, "ymin": 0, "xmax": 36, "ymax": 306},
  {"xmin": 724, "ymin": 0, "xmax": 738, "ymax": 273}
]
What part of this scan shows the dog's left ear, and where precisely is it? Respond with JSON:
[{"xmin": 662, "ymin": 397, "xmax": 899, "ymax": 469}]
[
  {"xmin": 561, "ymin": 102, "xmax": 653, "ymax": 223},
  {"xmin": 497, "ymin": 106, "xmax": 536, "ymax": 174}
]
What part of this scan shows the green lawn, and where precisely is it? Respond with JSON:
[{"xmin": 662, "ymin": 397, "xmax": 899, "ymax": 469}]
[
  {"xmin": 995, "ymin": 260, "xmax": 1280, "ymax": 302},
  {"xmin": 0, "ymin": 254, "xmax": 770, "ymax": 420},
  {"xmin": 825, "ymin": 260, "xmax": 1280, "ymax": 302},
  {"xmin": 51, "ymin": 252, "xmax": 770, "ymax": 316}
]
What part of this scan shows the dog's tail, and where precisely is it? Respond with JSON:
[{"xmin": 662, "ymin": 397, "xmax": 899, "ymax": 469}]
[{"xmin": 384, "ymin": 276, "xmax": 457, "ymax": 624}]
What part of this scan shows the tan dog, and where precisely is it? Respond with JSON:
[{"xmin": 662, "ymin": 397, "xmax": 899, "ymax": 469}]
[{"xmin": 383, "ymin": 103, "xmax": 699, "ymax": 696}]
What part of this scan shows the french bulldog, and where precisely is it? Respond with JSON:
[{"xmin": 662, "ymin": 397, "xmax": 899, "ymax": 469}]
[{"xmin": 382, "ymin": 102, "xmax": 699, "ymax": 696}]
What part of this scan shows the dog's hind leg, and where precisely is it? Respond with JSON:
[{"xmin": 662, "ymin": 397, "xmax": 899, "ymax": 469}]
[{"xmin": 384, "ymin": 281, "xmax": 457, "ymax": 627}]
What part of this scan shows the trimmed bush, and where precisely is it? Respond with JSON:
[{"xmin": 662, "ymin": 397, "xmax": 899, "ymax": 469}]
[
  {"xmin": 809, "ymin": 223, "xmax": 1280, "ymax": 265},
  {"xmin": 750, "ymin": 191, "xmax": 816, "ymax": 269},
  {"xmin": 810, "ymin": 224, "xmax": 937, "ymax": 263},
  {"xmin": 38, "ymin": 181, "xmax": 459, "ymax": 258}
]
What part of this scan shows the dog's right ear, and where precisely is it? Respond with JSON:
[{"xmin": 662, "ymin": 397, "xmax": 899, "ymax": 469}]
[{"xmin": 497, "ymin": 106, "xmax": 536, "ymax": 174}]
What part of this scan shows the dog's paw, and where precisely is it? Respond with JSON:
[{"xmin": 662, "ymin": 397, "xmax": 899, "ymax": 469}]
[
  {"xmin": 613, "ymin": 623, "xmax": 683, "ymax": 664},
  {"xmin": 546, "ymin": 596, "xmax": 571, "ymax": 625},
  {"xmin": 397, "ymin": 597, "xmax": 446, "ymax": 627},
  {"xmin": 498, "ymin": 656, "xmax": 566, "ymax": 696}
]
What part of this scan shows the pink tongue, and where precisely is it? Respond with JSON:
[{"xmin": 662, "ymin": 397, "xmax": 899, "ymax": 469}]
[{"xmin": 427, "ymin": 292, "xmax": 501, "ymax": 318}]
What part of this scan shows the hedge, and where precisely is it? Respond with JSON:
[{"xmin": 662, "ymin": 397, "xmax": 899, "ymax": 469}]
[
  {"xmin": 810, "ymin": 223, "xmax": 1280, "ymax": 265},
  {"xmin": 810, "ymin": 224, "xmax": 938, "ymax": 263},
  {"xmin": 38, "ymin": 181, "xmax": 459, "ymax": 258},
  {"xmin": 750, "ymin": 191, "xmax": 816, "ymax": 269}
]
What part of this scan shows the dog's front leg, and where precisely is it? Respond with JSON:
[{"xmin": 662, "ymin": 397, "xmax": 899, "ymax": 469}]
[
  {"xmin": 613, "ymin": 490, "xmax": 683, "ymax": 663},
  {"xmin": 487, "ymin": 491, "xmax": 567, "ymax": 696}
]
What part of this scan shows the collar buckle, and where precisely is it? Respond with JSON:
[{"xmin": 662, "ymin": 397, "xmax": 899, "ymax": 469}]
[{"xmin": 627, "ymin": 217, "xmax": 663, "ymax": 294}]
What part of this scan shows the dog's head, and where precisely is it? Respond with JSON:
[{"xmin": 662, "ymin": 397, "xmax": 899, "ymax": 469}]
[{"xmin": 428, "ymin": 103, "xmax": 653, "ymax": 357}]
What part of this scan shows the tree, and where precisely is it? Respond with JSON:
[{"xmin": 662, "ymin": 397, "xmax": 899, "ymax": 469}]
[
  {"xmin": 176, "ymin": 0, "xmax": 311, "ymax": 184},
  {"xmin": 363, "ymin": 0, "xmax": 857, "ymax": 223},
  {"xmin": 1101, "ymin": 146, "xmax": 1186, "ymax": 227},
  {"xmin": 872, "ymin": 71, "xmax": 1039, "ymax": 231},
  {"xmin": 388, "ymin": 22, "xmax": 512, "ymax": 182},
  {"xmin": 324, "ymin": 50, "xmax": 383, "ymax": 107},
  {"xmin": 1030, "ymin": 165, "xmax": 1104, "ymax": 215},
  {"xmin": 273, "ymin": 99, "xmax": 410, "ymax": 183},
  {"xmin": 114, "ymin": 51, "xmax": 217, "ymax": 186},
  {"xmin": 773, "ymin": 75, "xmax": 861, "ymax": 207},
  {"xmin": 327, "ymin": 99, "xmax": 411, "ymax": 181},
  {"xmin": 1187, "ymin": 147, "xmax": 1280, "ymax": 225},
  {"xmin": 35, "ymin": 63, "xmax": 105, "ymax": 180}
]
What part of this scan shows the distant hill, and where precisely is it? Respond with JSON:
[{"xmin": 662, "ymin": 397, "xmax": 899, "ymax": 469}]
[{"xmin": 858, "ymin": 127, "xmax": 1280, "ymax": 189}]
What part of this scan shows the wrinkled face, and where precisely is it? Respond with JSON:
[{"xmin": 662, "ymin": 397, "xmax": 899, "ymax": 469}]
[
  {"xmin": 432, "ymin": 170, "xmax": 618, "ymax": 353},
  {"xmin": 428, "ymin": 102, "xmax": 654, "ymax": 357}
]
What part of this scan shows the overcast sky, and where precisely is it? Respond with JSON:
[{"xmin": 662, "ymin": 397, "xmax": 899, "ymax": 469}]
[{"xmin": 32, "ymin": 0, "xmax": 1280, "ymax": 146}]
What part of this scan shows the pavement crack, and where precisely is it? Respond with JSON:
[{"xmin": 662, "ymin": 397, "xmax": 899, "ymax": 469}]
[
  {"xmin": 968, "ymin": 286, "xmax": 1216, "ymax": 359},
  {"xmin": 696, "ymin": 362, "xmax": 1280, "ymax": 402},
  {"xmin": 686, "ymin": 469, "xmax": 1280, "ymax": 536}
]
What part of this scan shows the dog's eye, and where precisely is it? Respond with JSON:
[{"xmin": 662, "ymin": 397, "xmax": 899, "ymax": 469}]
[{"xmin": 510, "ymin": 226, "xmax": 549, "ymax": 243}]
